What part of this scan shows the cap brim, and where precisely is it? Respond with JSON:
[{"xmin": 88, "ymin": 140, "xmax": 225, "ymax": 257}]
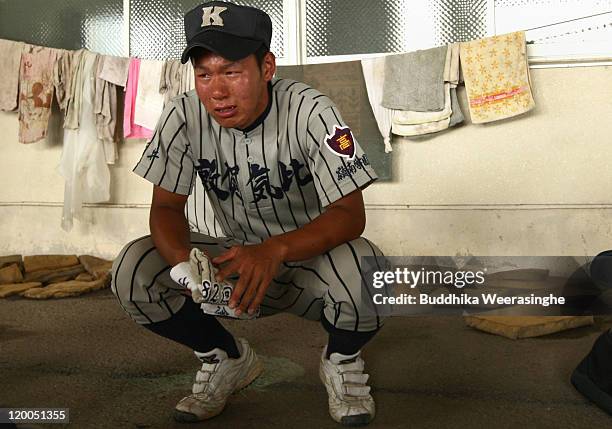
[{"xmin": 181, "ymin": 31, "xmax": 263, "ymax": 64}]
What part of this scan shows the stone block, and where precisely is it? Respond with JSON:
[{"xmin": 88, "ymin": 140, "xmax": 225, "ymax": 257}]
[
  {"xmin": 23, "ymin": 255, "xmax": 79, "ymax": 273},
  {"xmin": 0, "ymin": 264, "xmax": 23, "ymax": 285},
  {"xmin": 79, "ymin": 255, "xmax": 114, "ymax": 279},
  {"xmin": 21, "ymin": 275, "xmax": 110, "ymax": 299},
  {"xmin": 24, "ymin": 265, "xmax": 85, "ymax": 284},
  {"xmin": 0, "ymin": 255, "xmax": 23, "ymax": 271},
  {"xmin": 0, "ymin": 282, "xmax": 42, "ymax": 298},
  {"xmin": 464, "ymin": 315, "xmax": 594, "ymax": 339}
]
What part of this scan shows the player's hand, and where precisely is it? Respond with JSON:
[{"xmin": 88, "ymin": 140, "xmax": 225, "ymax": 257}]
[{"xmin": 212, "ymin": 240, "xmax": 288, "ymax": 316}]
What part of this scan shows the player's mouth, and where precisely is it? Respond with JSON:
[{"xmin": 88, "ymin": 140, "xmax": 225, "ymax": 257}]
[{"xmin": 214, "ymin": 105, "xmax": 237, "ymax": 118}]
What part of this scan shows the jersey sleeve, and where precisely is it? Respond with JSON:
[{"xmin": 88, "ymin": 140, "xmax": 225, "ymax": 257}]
[
  {"xmin": 132, "ymin": 100, "xmax": 195, "ymax": 195},
  {"xmin": 306, "ymin": 105, "xmax": 378, "ymax": 207}
]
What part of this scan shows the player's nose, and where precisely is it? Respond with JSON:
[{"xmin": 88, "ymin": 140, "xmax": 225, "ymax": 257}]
[{"xmin": 208, "ymin": 75, "xmax": 229, "ymax": 100}]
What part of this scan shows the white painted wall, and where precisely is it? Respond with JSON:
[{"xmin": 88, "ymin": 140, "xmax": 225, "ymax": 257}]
[{"xmin": 1, "ymin": 66, "xmax": 611, "ymax": 260}]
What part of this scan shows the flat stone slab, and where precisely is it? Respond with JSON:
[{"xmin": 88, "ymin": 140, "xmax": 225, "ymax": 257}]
[
  {"xmin": 23, "ymin": 255, "xmax": 80, "ymax": 273},
  {"xmin": 0, "ymin": 282, "xmax": 42, "ymax": 298},
  {"xmin": 75, "ymin": 273, "xmax": 95, "ymax": 282},
  {"xmin": 464, "ymin": 315, "xmax": 594, "ymax": 339},
  {"xmin": 0, "ymin": 263, "xmax": 23, "ymax": 285},
  {"xmin": 79, "ymin": 255, "xmax": 113, "ymax": 279},
  {"xmin": 0, "ymin": 255, "xmax": 23, "ymax": 270},
  {"xmin": 24, "ymin": 264, "xmax": 85, "ymax": 284},
  {"xmin": 21, "ymin": 275, "xmax": 110, "ymax": 299}
]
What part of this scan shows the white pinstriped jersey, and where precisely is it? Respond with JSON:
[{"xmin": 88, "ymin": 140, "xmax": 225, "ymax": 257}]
[
  {"xmin": 184, "ymin": 176, "xmax": 224, "ymax": 238},
  {"xmin": 133, "ymin": 77, "xmax": 378, "ymax": 244}
]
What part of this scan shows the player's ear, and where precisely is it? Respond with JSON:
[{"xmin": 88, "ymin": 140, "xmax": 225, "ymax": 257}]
[{"xmin": 262, "ymin": 51, "xmax": 276, "ymax": 82}]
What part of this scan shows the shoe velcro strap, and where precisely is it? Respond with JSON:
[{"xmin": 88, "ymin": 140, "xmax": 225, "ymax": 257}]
[
  {"xmin": 342, "ymin": 373, "xmax": 369, "ymax": 385},
  {"xmin": 195, "ymin": 370, "xmax": 214, "ymax": 383},
  {"xmin": 193, "ymin": 379, "xmax": 219, "ymax": 394},
  {"xmin": 342, "ymin": 384, "xmax": 371, "ymax": 397},
  {"xmin": 337, "ymin": 361, "xmax": 364, "ymax": 373}
]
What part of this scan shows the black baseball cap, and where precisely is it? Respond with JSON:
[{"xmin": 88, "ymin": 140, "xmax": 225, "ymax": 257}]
[{"xmin": 181, "ymin": 1, "xmax": 272, "ymax": 64}]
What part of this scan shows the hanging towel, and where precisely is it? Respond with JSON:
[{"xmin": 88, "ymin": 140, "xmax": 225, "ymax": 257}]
[
  {"xmin": 443, "ymin": 43, "xmax": 461, "ymax": 86},
  {"xmin": 392, "ymin": 87, "xmax": 463, "ymax": 137},
  {"xmin": 449, "ymin": 43, "xmax": 460, "ymax": 86},
  {"xmin": 449, "ymin": 88, "xmax": 464, "ymax": 127},
  {"xmin": 57, "ymin": 50, "xmax": 111, "ymax": 232},
  {"xmin": 0, "ymin": 39, "xmax": 24, "ymax": 111},
  {"xmin": 64, "ymin": 49, "xmax": 87, "ymax": 130},
  {"xmin": 94, "ymin": 55, "xmax": 119, "ymax": 164},
  {"xmin": 134, "ymin": 59, "xmax": 165, "ymax": 130},
  {"xmin": 393, "ymin": 83, "xmax": 452, "ymax": 125},
  {"xmin": 392, "ymin": 116, "xmax": 451, "ymax": 137},
  {"xmin": 180, "ymin": 61, "xmax": 195, "ymax": 93},
  {"xmin": 17, "ymin": 45, "xmax": 58, "ymax": 144},
  {"xmin": 97, "ymin": 55, "xmax": 130, "ymax": 87},
  {"xmin": 53, "ymin": 49, "xmax": 74, "ymax": 111},
  {"xmin": 382, "ymin": 46, "xmax": 447, "ymax": 111},
  {"xmin": 460, "ymin": 31, "xmax": 535, "ymax": 124},
  {"xmin": 360, "ymin": 56, "xmax": 394, "ymax": 153},
  {"xmin": 123, "ymin": 58, "xmax": 154, "ymax": 140},
  {"xmin": 159, "ymin": 59, "xmax": 183, "ymax": 105}
]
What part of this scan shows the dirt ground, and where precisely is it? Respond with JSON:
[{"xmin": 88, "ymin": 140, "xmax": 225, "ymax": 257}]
[{"xmin": 1, "ymin": 289, "xmax": 611, "ymax": 428}]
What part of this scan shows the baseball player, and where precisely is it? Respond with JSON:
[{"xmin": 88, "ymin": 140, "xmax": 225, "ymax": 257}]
[{"xmin": 111, "ymin": 1, "xmax": 385, "ymax": 425}]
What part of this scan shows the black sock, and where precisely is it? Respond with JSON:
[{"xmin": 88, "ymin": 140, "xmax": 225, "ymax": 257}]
[
  {"xmin": 321, "ymin": 315, "xmax": 379, "ymax": 358},
  {"xmin": 143, "ymin": 298, "xmax": 240, "ymax": 358}
]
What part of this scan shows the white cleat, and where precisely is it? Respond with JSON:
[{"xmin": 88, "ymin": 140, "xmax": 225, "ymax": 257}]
[
  {"xmin": 174, "ymin": 338, "xmax": 263, "ymax": 423},
  {"xmin": 319, "ymin": 347, "xmax": 375, "ymax": 426}
]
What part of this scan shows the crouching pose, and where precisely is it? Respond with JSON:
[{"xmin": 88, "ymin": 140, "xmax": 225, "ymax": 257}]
[{"xmin": 112, "ymin": 1, "xmax": 384, "ymax": 425}]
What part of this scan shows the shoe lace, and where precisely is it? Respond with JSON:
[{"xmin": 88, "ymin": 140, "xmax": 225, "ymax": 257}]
[{"xmin": 335, "ymin": 359, "xmax": 371, "ymax": 399}]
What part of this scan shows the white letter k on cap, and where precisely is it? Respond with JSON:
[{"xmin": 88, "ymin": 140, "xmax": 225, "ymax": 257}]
[{"xmin": 202, "ymin": 6, "xmax": 227, "ymax": 27}]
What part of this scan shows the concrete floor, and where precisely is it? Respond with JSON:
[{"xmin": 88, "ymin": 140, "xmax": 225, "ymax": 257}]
[{"xmin": 1, "ymin": 289, "xmax": 611, "ymax": 429}]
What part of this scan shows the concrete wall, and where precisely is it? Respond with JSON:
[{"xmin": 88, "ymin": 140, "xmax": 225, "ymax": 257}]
[{"xmin": 1, "ymin": 66, "xmax": 612, "ymax": 260}]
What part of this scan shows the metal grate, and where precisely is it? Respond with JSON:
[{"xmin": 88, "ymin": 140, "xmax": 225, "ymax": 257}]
[
  {"xmin": 430, "ymin": 0, "xmax": 490, "ymax": 45},
  {"xmin": 0, "ymin": 0, "xmax": 124, "ymax": 55},
  {"xmin": 129, "ymin": 0, "xmax": 285, "ymax": 60},
  {"xmin": 305, "ymin": 0, "xmax": 410, "ymax": 56},
  {"xmin": 305, "ymin": 0, "xmax": 491, "ymax": 57}
]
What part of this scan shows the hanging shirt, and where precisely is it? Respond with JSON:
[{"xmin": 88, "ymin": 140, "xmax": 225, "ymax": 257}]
[
  {"xmin": 0, "ymin": 39, "xmax": 24, "ymax": 112},
  {"xmin": 17, "ymin": 44, "xmax": 58, "ymax": 143},
  {"xmin": 57, "ymin": 51, "xmax": 111, "ymax": 231},
  {"xmin": 133, "ymin": 59, "xmax": 165, "ymax": 131},
  {"xmin": 360, "ymin": 56, "xmax": 394, "ymax": 153},
  {"xmin": 64, "ymin": 49, "xmax": 87, "ymax": 130},
  {"xmin": 98, "ymin": 55, "xmax": 130, "ymax": 87},
  {"xmin": 123, "ymin": 58, "xmax": 154, "ymax": 140},
  {"xmin": 159, "ymin": 59, "xmax": 183, "ymax": 106},
  {"xmin": 53, "ymin": 49, "xmax": 74, "ymax": 111},
  {"xmin": 94, "ymin": 56, "xmax": 119, "ymax": 164}
]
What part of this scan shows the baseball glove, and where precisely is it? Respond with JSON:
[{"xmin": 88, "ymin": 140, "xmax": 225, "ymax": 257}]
[{"xmin": 170, "ymin": 248, "xmax": 259, "ymax": 320}]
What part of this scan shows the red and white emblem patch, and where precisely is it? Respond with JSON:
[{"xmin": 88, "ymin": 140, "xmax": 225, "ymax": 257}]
[{"xmin": 325, "ymin": 125, "xmax": 356, "ymax": 160}]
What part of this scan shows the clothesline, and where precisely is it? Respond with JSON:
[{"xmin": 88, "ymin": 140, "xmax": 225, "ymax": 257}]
[{"xmin": 0, "ymin": 30, "xmax": 537, "ymax": 232}]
